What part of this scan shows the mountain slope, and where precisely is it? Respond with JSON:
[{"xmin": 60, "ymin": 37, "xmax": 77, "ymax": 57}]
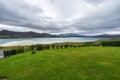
[{"xmin": 0, "ymin": 30, "xmax": 57, "ymax": 38}]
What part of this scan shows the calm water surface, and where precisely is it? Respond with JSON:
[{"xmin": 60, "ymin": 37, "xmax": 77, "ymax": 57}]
[{"xmin": 0, "ymin": 37, "xmax": 102, "ymax": 46}]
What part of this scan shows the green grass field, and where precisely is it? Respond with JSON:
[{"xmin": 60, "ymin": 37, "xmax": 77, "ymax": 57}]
[{"xmin": 0, "ymin": 47, "xmax": 120, "ymax": 80}]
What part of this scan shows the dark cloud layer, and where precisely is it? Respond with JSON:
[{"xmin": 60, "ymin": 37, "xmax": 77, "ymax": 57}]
[
  {"xmin": 0, "ymin": 0, "xmax": 120, "ymax": 35},
  {"xmin": 0, "ymin": 0, "xmax": 45, "ymax": 29},
  {"xmin": 72, "ymin": 0, "xmax": 120, "ymax": 35}
]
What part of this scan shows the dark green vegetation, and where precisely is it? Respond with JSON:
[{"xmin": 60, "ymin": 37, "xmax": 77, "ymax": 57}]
[
  {"xmin": 0, "ymin": 47, "xmax": 120, "ymax": 80},
  {"xmin": 1, "ymin": 40, "xmax": 120, "ymax": 58},
  {"xmin": 0, "ymin": 40, "xmax": 120, "ymax": 80},
  {"xmin": 0, "ymin": 30, "xmax": 58, "ymax": 38},
  {"xmin": 3, "ymin": 47, "xmax": 24, "ymax": 58}
]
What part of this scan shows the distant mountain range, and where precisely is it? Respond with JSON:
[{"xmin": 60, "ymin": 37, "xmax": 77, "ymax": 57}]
[
  {"xmin": 59, "ymin": 33, "xmax": 85, "ymax": 37},
  {"xmin": 93, "ymin": 34, "xmax": 120, "ymax": 38},
  {"xmin": 0, "ymin": 30, "xmax": 120, "ymax": 38},
  {"xmin": 0, "ymin": 30, "xmax": 58, "ymax": 38}
]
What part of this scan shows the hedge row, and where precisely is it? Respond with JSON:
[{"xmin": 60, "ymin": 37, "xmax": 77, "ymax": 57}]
[
  {"xmin": 29, "ymin": 42, "xmax": 101, "ymax": 51},
  {"xmin": 29, "ymin": 41, "xmax": 120, "ymax": 51},
  {"xmin": 101, "ymin": 41, "xmax": 120, "ymax": 46},
  {"xmin": 4, "ymin": 47, "xmax": 24, "ymax": 58}
]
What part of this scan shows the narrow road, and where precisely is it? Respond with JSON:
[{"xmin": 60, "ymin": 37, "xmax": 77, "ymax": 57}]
[{"xmin": 0, "ymin": 50, "xmax": 4, "ymax": 59}]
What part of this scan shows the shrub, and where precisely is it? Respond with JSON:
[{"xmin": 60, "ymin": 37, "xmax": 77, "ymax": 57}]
[
  {"xmin": 59, "ymin": 45, "xmax": 63, "ymax": 49},
  {"xmin": 51, "ymin": 44, "xmax": 56, "ymax": 49},
  {"xmin": 3, "ymin": 47, "xmax": 25, "ymax": 58},
  {"xmin": 30, "ymin": 45, "xmax": 36, "ymax": 50},
  {"xmin": 17, "ymin": 47, "xmax": 24, "ymax": 53},
  {"xmin": 101, "ymin": 41, "xmax": 120, "ymax": 46},
  {"xmin": 31, "ymin": 49, "xmax": 36, "ymax": 54},
  {"xmin": 3, "ymin": 50, "xmax": 7, "ymax": 58},
  {"xmin": 64, "ymin": 44, "xmax": 69, "ymax": 48},
  {"xmin": 44, "ymin": 44, "xmax": 50, "ymax": 49},
  {"xmin": 36, "ymin": 44, "xmax": 44, "ymax": 50}
]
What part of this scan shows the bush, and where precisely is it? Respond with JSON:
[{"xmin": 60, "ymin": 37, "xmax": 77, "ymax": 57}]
[
  {"xmin": 36, "ymin": 44, "xmax": 44, "ymax": 50},
  {"xmin": 44, "ymin": 44, "xmax": 50, "ymax": 49},
  {"xmin": 31, "ymin": 50, "xmax": 36, "ymax": 54},
  {"xmin": 51, "ymin": 44, "xmax": 56, "ymax": 49},
  {"xmin": 17, "ymin": 47, "xmax": 24, "ymax": 53},
  {"xmin": 3, "ymin": 50, "xmax": 7, "ymax": 58},
  {"xmin": 101, "ymin": 41, "xmax": 120, "ymax": 46},
  {"xmin": 30, "ymin": 45, "xmax": 36, "ymax": 50},
  {"xmin": 64, "ymin": 44, "xmax": 69, "ymax": 48},
  {"xmin": 3, "ymin": 47, "xmax": 25, "ymax": 58},
  {"xmin": 3, "ymin": 50, "xmax": 10, "ymax": 58}
]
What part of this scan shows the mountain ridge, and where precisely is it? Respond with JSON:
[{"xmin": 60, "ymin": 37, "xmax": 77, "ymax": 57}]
[
  {"xmin": 0, "ymin": 30, "xmax": 58, "ymax": 38},
  {"xmin": 0, "ymin": 30, "xmax": 120, "ymax": 38}
]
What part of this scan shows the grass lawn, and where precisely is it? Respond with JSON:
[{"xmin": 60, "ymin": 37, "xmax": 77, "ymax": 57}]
[{"xmin": 0, "ymin": 47, "xmax": 120, "ymax": 80}]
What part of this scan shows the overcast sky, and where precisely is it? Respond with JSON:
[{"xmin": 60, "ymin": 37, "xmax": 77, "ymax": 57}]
[{"xmin": 0, "ymin": 0, "xmax": 120, "ymax": 35}]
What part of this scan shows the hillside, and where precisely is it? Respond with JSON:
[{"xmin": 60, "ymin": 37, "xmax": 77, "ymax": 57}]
[
  {"xmin": 0, "ymin": 47, "xmax": 120, "ymax": 80},
  {"xmin": 0, "ymin": 30, "xmax": 120, "ymax": 38},
  {"xmin": 93, "ymin": 34, "xmax": 120, "ymax": 38},
  {"xmin": 0, "ymin": 30, "xmax": 57, "ymax": 38},
  {"xmin": 59, "ymin": 33, "xmax": 120, "ymax": 38}
]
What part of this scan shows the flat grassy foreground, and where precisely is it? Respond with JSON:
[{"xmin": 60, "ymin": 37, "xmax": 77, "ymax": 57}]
[{"xmin": 0, "ymin": 47, "xmax": 120, "ymax": 80}]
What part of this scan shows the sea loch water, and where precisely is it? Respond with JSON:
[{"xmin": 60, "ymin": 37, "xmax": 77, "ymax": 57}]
[{"xmin": 0, "ymin": 37, "xmax": 102, "ymax": 46}]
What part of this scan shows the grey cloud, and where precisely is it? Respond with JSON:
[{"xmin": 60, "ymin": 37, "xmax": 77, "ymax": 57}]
[
  {"xmin": 0, "ymin": 0, "xmax": 69, "ymax": 33},
  {"xmin": 85, "ymin": 0, "xmax": 105, "ymax": 4},
  {"xmin": 71, "ymin": 8, "xmax": 120, "ymax": 35},
  {"xmin": 0, "ymin": 0, "xmax": 44, "ymax": 29},
  {"xmin": 0, "ymin": 0, "xmax": 120, "ymax": 35}
]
